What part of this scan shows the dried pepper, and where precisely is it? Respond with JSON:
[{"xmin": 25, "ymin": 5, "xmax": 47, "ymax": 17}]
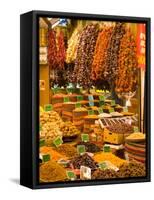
[
  {"xmin": 72, "ymin": 24, "xmax": 99, "ymax": 88},
  {"xmin": 47, "ymin": 29, "xmax": 58, "ymax": 69},
  {"xmin": 57, "ymin": 31, "xmax": 66, "ymax": 70},
  {"xmin": 115, "ymin": 28, "xmax": 138, "ymax": 93}
]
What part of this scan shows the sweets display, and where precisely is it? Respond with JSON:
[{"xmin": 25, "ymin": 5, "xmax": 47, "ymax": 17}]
[{"xmin": 39, "ymin": 17, "xmax": 147, "ymax": 184}]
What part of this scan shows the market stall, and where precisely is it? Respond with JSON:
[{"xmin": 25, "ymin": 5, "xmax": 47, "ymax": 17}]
[{"xmin": 39, "ymin": 17, "xmax": 146, "ymax": 183}]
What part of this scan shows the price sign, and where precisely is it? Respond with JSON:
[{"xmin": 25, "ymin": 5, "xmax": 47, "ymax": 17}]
[
  {"xmin": 89, "ymin": 101, "xmax": 94, "ymax": 107},
  {"xmin": 99, "ymin": 162, "xmax": 108, "ymax": 170},
  {"xmin": 109, "ymin": 108, "xmax": 114, "ymax": 113},
  {"xmin": 42, "ymin": 154, "xmax": 50, "ymax": 162},
  {"xmin": 123, "ymin": 107, "xmax": 128, "ymax": 112},
  {"xmin": 99, "ymin": 101, "xmax": 104, "ymax": 106},
  {"xmin": 98, "ymin": 108, "xmax": 103, "ymax": 114},
  {"xmin": 134, "ymin": 126, "xmax": 139, "ymax": 132},
  {"xmin": 52, "ymin": 88, "xmax": 60, "ymax": 94},
  {"xmin": 88, "ymin": 95, "xmax": 94, "ymax": 101},
  {"xmin": 66, "ymin": 88, "xmax": 73, "ymax": 94},
  {"xmin": 75, "ymin": 102, "xmax": 81, "ymax": 108},
  {"xmin": 39, "ymin": 125, "xmax": 42, "ymax": 131},
  {"xmin": 81, "ymin": 134, "xmax": 89, "ymax": 142},
  {"xmin": 103, "ymin": 145, "xmax": 111, "ymax": 152},
  {"xmin": 63, "ymin": 97, "xmax": 70, "ymax": 103},
  {"xmin": 39, "ymin": 139, "xmax": 45, "ymax": 147},
  {"xmin": 77, "ymin": 145, "xmax": 86, "ymax": 154},
  {"xmin": 77, "ymin": 95, "xmax": 83, "ymax": 101},
  {"xmin": 44, "ymin": 104, "xmax": 53, "ymax": 111},
  {"xmin": 53, "ymin": 137, "xmax": 63, "ymax": 147},
  {"xmin": 99, "ymin": 95, "xmax": 105, "ymax": 101},
  {"xmin": 111, "ymin": 100, "xmax": 116, "ymax": 106},
  {"xmin": 88, "ymin": 110, "xmax": 94, "ymax": 115},
  {"xmin": 66, "ymin": 171, "xmax": 76, "ymax": 180}
]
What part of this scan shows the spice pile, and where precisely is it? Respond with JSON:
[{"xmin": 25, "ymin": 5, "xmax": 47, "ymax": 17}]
[
  {"xmin": 56, "ymin": 144, "xmax": 78, "ymax": 158},
  {"xmin": 76, "ymin": 142, "xmax": 101, "ymax": 153},
  {"xmin": 40, "ymin": 160, "xmax": 67, "ymax": 182},
  {"xmin": 94, "ymin": 152, "xmax": 126, "ymax": 168},
  {"xmin": 92, "ymin": 162, "xmax": 145, "ymax": 179}
]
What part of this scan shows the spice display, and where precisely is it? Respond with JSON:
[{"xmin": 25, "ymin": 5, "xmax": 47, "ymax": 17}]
[
  {"xmin": 71, "ymin": 153, "xmax": 97, "ymax": 169},
  {"xmin": 76, "ymin": 142, "xmax": 101, "ymax": 153},
  {"xmin": 39, "ymin": 17, "xmax": 147, "ymax": 184},
  {"xmin": 40, "ymin": 160, "xmax": 67, "ymax": 182},
  {"xmin": 125, "ymin": 132, "xmax": 146, "ymax": 163},
  {"xmin": 92, "ymin": 169, "xmax": 118, "ymax": 179},
  {"xmin": 94, "ymin": 152, "xmax": 126, "ymax": 167},
  {"xmin": 125, "ymin": 132, "xmax": 145, "ymax": 141},
  {"xmin": 117, "ymin": 162, "xmax": 146, "ymax": 177},
  {"xmin": 92, "ymin": 162, "xmax": 145, "ymax": 179},
  {"xmin": 73, "ymin": 24, "xmax": 99, "ymax": 88},
  {"xmin": 56, "ymin": 144, "xmax": 78, "ymax": 158},
  {"xmin": 40, "ymin": 146, "xmax": 66, "ymax": 161},
  {"xmin": 47, "ymin": 29, "xmax": 57, "ymax": 69},
  {"xmin": 115, "ymin": 28, "xmax": 138, "ymax": 93}
]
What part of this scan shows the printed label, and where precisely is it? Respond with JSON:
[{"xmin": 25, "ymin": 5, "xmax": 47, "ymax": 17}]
[
  {"xmin": 81, "ymin": 134, "xmax": 89, "ymax": 142},
  {"xmin": 88, "ymin": 110, "xmax": 94, "ymax": 115},
  {"xmin": 39, "ymin": 139, "xmax": 45, "ymax": 147},
  {"xmin": 99, "ymin": 95, "xmax": 105, "ymax": 101},
  {"xmin": 44, "ymin": 104, "xmax": 53, "ymax": 111},
  {"xmin": 66, "ymin": 171, "xmax": 76, "ymax": 180},
  {"xmin": 63, "ymin": 97, "xmax": 70, "ymax": 102},
  {"xmin": 103, "ymin": 146, "xmax": 111, "ymax": 152},
  {"xmin": 77, "ymin": 95, "xmax": 83, "ymax": 101},
  {"xmin": 53, "ymin": 137, "xmax": 63, "ymax": 147},
  {"xmin": 75, "ymin": 102, "xmax": 81, "ymax": 108},
  {"xmin": 42, "ymin": 154, "xmax": 50, "ymax": 162},
  {"xmin": 77, "ymin": 145, "xmax": 86, "ymax": 154}
]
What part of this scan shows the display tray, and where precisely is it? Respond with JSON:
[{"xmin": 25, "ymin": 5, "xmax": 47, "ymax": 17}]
[{"xmin": 20, "ymin": 10, "xmax": 151, "ymax": 189}]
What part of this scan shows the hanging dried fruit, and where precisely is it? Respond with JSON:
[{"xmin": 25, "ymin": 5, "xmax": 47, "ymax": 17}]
[
  {"xmin": 66, "ymin": 28, "xmax": 81, "ymax": 64},
  {"xmin": 105, "ymin": 23, "xmax": 126, "ymax": 82},
  {"xmin": 72, "ymin": 24, "xmax": 99, "ymax": 88},
  {"xmin": 91, "ymin": 26, "xmax": 114, "ymax": 83},
  {"xmin": 115, "ymin": 28, "xmax": 138, "ymax": 93}
]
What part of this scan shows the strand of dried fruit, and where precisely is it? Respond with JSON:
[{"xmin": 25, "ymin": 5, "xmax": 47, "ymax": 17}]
[
  {"xmin": 72, "ymin": 24, "xmax": 99, "ymax": 88},
  {"xmin": 47, "ymin": 29, "xmax": 58, "ymax": 69},
  {"xmin": 115, "ymin": 28, "xmax": 138, "ymax": 93},
  {"xmin": 66, "ymin": 28, "xmax": 81, "ymax": 64},
  {"xmin": 91, "ymin": 26, "xmax": 114, "ymax": 82},
  {"xmin": 105, "ymin": 23, "xmax": 126, "ymax": 82},
  {"xmin": 57, "ymin": 31, "xmax": 66, "ymax": 70}
]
